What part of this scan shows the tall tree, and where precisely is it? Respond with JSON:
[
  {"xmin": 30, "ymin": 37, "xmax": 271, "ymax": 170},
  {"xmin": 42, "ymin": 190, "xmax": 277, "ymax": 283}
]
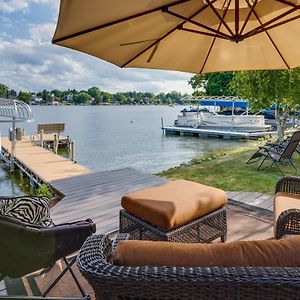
[
  {"xmin": 18, "ymin": 91, "xmax": 32, "ymax": 104},
  {"xmin": 88, "ymin": 86, "xmax": 101, "ymax": 103},
  {"xmin": 74, "ymin": 92, "xmax": 92, "ymax": 104},
  {"xmin": 42, "ymin": 90, "xmax": 51, "ymax": 102},
  {"xmin": 189, "ymin": 72, "xmax": 236, "ymax": 96},
  {"xmin": 232, "ymin": 69, "xmax": 300, "ymax": 140},
  {"xmin": 0, "ymin": 84, "xmax": 9, "ymax": 98}
]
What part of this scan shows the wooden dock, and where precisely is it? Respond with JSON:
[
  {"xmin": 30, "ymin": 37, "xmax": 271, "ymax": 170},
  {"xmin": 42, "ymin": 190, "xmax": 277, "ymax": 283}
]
[
  {"xmin": 163, "ymin": 126, "xmax": 277, "ymax": 139},
  {"xmin": 1, "ymin": 137, "xmax": 90, "ymax": 183}
]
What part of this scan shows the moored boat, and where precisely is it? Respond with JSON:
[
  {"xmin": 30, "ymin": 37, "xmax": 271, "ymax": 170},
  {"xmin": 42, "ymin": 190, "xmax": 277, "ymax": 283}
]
[{"xmin": 175, "ymin": 98, "xmax": 271, "ymax": 133}]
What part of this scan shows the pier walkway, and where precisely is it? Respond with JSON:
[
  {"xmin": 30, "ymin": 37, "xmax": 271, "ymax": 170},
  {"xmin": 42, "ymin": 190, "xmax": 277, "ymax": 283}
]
[
  {"xmin": 0, "ymin": 136, "xmax": 274, "ymax": 234},
  {"xmin": 1, "ymin": 137, "xmax": 90, "ymax": 182}
]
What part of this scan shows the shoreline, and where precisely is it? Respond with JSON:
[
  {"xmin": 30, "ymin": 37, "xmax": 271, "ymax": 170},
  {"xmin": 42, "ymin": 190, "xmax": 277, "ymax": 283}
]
[{"xmin": 157, "ymin": 140, "xmax": 295, "ymax": 195}]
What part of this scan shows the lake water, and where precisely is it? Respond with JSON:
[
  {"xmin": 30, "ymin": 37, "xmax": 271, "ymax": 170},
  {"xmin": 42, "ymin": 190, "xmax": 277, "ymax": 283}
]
[{"xmin": 0, "ymin": 105, "xmax": 246, "ymax": 195}]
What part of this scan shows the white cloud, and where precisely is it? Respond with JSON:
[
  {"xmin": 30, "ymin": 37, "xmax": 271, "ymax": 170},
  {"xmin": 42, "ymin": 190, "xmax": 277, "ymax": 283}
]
[
  {"xmin": 0, "ymin": 23, "xmax": 193, "ymax": 94},
  {"xmin": 0, "ymin": 0, "xmax": 29, "ymax": 13},
  {"xmin": 0, "ymin": 0, "xmax": 58, "ymax": 14},
  {"xmin": 28, "ymin": 22, "xmax": 55, "ymax": 44}
]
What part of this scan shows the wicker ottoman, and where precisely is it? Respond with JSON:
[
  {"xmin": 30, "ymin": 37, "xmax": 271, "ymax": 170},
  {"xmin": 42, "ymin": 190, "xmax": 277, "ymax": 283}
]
[{"xmin": 120, "ymin": 180, "xmax": 228, "ymax": 243}]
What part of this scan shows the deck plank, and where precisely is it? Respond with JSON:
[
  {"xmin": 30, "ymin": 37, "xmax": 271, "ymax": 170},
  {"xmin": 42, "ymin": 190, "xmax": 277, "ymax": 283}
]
[{"xmin": 50, "ymin": 168, "xmax": 166, "ymax": 233}]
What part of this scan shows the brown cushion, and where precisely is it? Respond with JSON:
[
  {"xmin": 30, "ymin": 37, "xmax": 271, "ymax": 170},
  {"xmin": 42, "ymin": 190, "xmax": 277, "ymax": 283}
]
[
  {"xmin": 113, "ymin": 236, "xmax": 300, "ymax": 267},
  {"xmin": 274, "ymin": 192, "xmax": 300, "ymax": 231},
  {"xmin": 121, "ymin": 180, "xmax": 228, "ymax": 230}
]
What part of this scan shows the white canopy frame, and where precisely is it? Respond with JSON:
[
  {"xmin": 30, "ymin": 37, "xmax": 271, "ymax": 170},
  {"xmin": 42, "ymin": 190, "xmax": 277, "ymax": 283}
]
[{"xmin": 0, "ymin": 98, "xmax": 33, "ymax": 171}]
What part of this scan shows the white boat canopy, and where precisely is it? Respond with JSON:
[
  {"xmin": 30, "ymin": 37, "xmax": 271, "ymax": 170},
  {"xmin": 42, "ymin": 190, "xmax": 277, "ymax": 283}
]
[
  {"xmin": 0, "ymin": 98, "xmax": 33, "ymax": 171},
  {"xmin": 0, "ymin": 98, "xmax": 33, "ymax": 123}
]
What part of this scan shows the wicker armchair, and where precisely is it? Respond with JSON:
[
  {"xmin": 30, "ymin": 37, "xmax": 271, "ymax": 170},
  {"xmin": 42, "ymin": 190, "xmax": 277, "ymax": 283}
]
[
  {"xmin": 275, "ymin": 176, "xmax": 300, "ymax": 239},
  {"xmin": 77, "ymin": 234, "xmax": 300, "ymax": 300}
]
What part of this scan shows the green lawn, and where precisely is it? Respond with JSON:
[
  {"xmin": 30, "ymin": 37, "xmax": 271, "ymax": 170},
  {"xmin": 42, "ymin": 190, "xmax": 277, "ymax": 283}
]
[{"xmin": 158, "ymin": 142, "xmax": 299, "ymax": 195}]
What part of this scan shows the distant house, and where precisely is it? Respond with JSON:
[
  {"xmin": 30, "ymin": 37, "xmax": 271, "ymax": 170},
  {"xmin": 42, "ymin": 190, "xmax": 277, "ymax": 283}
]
[
  {"xmin": 62, "ymin": 94, "xmax": 74, "ymax": 102},
  {"xmin": 30, "ymin": 93, "xmax": 43, "ymax": 105}
]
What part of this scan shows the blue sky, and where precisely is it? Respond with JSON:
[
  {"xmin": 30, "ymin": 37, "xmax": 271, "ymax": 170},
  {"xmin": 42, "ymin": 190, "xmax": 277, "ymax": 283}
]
[{"xmin": 0, "ymin": 0, "xmax": 193, "ymax": 94}]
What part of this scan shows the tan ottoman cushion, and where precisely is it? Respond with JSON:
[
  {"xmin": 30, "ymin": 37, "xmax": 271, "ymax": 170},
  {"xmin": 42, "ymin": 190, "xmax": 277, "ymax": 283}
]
[
  {"xmin": 113, "ymin": 236, "xmax": 300, "ymax": 267},
  {"xmin": 121, "ymin": 180, "xmax": 228, "ymax": 230},
  {"xmin": 274, "ymin": 192, "xmax": 300, "ymax": 231}
]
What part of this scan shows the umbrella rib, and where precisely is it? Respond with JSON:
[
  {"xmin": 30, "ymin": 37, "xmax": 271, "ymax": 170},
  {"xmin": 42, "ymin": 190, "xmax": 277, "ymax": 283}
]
[
  {"xmin": 203, "ymin": 0, "xmax": 234, "ymax": 37},
  {"xmin": 244, "ymin": 0, "xmax": 290, "ymax": 69},
  {"xmin": 235, "ymin": 0, "xmax": 239, "ymax": 37},
  {"xmin": 52, "ymin": 0, "xmax": 190, "ymax": 44},
  {"xmin": 165, "ymin": 10, "xmax": 232, "ymax": 39},
  {"xmin": 239, "ymin": 0, "xmax": 259, "ymax": 36},
  {"xmin": 242, "ymin": 4, "xmax": 300, "ymax": 40},
  {"xmin": 120, "ymin": 39, "xmax": 157, "ymax": 47},
  {"xmin": 199, "ymin": 0, "xmax": 232, "ymax": 73},
  {"xmin": 250, "ymin": 14, "xmax": 300, "ymax": 37},
  {"xmin": 121, "ymin": 3, "xmax": 215, "ymax": 68},
  {"xmin": 180, "ymin": 27, "xmax": 230, "ymax": 40},
  {"xmin": 275, "ymin": 0, "xmax": 299, "ymax": 8}
]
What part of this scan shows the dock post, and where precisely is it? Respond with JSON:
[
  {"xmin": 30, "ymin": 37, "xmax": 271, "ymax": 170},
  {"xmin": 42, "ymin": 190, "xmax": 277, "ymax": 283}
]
[
  {"xmin": 161, "ymin": 117, "xmax": 164, "ymax": 130},
  {"xmin": 71, "ymin": 141, "xmax": 76, "ymax": 163},
  {"xmin": 55, "ymin": 134, "xmax": 59, "ymax": 154},
  {"xmin": 10, "ymin": 117, "xmax": 16, "ymax": 172},
  {"xmin": 54, "ymin": 134, "xmax": 58, "ymax": 154},
  {"xmin": 40, "ymin": 130, "xmax": 44, "ymax": 148}
]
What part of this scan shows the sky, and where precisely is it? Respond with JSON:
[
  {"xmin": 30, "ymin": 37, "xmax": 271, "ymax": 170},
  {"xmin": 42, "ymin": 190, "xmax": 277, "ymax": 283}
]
[{"xmin": 0, "ymin": 0, "xmax": 194, "ymax": 94}]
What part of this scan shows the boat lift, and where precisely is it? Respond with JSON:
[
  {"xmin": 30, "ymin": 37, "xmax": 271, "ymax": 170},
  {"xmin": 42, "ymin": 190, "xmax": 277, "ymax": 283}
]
[{"xmin": 0, "ymin": 98, "xmax": 33, "ymax": 171}]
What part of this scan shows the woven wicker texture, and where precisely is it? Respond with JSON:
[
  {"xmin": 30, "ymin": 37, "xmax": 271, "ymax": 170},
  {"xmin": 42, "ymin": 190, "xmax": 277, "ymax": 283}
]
[
  {"xmin": 275, "ymin": 176, "xmax": 300, "ymax": 239},
  {"xmin": 77, "ymin": 234, "xmax": 300, "ymax": 300},
  {"xmin": 119, "ymin": 206, "xmax": 227, "ymax": 243}
]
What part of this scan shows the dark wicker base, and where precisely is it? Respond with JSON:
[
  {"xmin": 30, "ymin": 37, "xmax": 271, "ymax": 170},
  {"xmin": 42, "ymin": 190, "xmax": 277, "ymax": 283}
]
[
  {"xmin": 77, "ymin": 234, "xmax": 300, "ymax": 300},
  {"xmin": 119, "ymin": 206, "xmax": 227, "ymax": 243}
]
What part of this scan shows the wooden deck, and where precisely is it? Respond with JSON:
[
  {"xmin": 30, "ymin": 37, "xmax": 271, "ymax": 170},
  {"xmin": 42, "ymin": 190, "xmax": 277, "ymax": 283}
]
[
  {"xmin": 228, "ymin": 191, "xmax": 273, "ymax": 211},
  {"xmin": 50, "ymin": 170, "xmax": 273, "ymax": 234},
  {"xmin": 1, "ymin": 137, "xmax": 90, "ymax": 182},
  {"xmin": 50, "ymin": 168, "xmax": 167, "ymax": 233}
]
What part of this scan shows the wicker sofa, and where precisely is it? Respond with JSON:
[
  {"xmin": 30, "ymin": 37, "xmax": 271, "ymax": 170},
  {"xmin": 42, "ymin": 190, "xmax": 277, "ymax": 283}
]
[
  {"xmin": 77, "ymin": 234, "xmax": 300, "ymax": 300},
  {"xmin": 275, "ymin": 176, "xmax": 300, "ymax": 239}
]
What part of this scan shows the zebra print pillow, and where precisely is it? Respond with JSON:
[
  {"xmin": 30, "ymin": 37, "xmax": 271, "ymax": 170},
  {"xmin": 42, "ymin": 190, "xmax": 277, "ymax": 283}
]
[{"xmin": 0, "ymin": 196, "xmax": 53, "ymax": 227}]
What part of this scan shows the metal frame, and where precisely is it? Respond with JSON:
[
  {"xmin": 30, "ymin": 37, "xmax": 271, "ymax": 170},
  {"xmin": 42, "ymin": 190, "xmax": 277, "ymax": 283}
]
[
  {"xmin": 0, "ymin": 98, "xmax": 33, "ymax": 171},
  {"xmin": 0, "ymin": 256, "xmax": 90, "ymax": 300}
]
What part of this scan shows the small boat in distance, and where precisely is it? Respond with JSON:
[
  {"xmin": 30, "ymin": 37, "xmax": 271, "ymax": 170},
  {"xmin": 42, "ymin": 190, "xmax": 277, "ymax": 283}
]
[{"xmin": 174, "ymin": 98, "xmax": 271, "ymax": 133}]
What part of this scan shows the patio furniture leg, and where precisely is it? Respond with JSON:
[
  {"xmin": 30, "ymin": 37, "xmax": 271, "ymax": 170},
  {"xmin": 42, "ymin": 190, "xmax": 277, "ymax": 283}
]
[
  {"xmin": 274, "ymin": 161, "xmax": 284, "ymax": 176},
  {"xmin": 289, "ymin": 159, "xmax": 298, "ymax": 172},
  {"xmin": 257, "ymin": 156, "xmax": 268, "ymax": 171},
  {"xmin": 42, "ymin": 256, "xmax": 89, "ymax": 299},
  {"xmin": 221, "ymin": 234, "xmax": 227, "ymax": 242}
]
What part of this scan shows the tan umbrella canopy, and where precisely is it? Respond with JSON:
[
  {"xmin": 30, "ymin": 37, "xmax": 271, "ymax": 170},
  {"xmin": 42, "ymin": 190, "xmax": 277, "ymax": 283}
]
[{"xmin": 52, "ymin": 0, "xmax": 300, "ymax": 74}]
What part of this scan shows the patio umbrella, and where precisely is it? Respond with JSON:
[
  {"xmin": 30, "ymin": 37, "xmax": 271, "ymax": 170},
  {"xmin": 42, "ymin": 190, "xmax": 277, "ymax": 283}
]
[{"xmin": 52, "ymin": 0, "xmax": 300, "ymax": 74}]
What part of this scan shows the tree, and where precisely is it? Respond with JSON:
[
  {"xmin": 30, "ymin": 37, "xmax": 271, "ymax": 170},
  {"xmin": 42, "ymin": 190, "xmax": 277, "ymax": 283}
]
[
  {"xmin": 51, "ymin": 89, "xmax": 63, "ymax": 99},
  {"xmin": 18, "ymin": 91, "xmax": 32, "ymax": 104},
  {"xmin": 232, "ymin": 69, "xmax": 300, "ymax": 140},
  {"xmin": 0, "ymin": 84, "xmax": 9, "ymax": 98},
  {"xmin": 74, "ymin": 92, "xmax": 92, "ymax": 104},
  {"xmin": 9, "ymin": 89, "xmax": 17, "ymax": 98},
  {"xmin": 113, "ymin": 92, "xmax": 127, "ymax": 104},
  {"xmin": 42, "ymin": 90, "xmax": 51, "ymax": 102},
  {"xmin": 101, "ymin": 91, "xmax": 113, "ymax": 103},
  {"xmin": 88, "ymin": 87, "xmax": 102, "ymax": 104},
  {"xmin": 189, "ymin": 72, "xmax": 236, "ymax": 96}
]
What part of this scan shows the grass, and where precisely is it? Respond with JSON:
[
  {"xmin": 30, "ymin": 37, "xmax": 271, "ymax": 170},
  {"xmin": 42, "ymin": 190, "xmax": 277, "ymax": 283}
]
[{"xmin": 158, "ymin": 141, "xmax": 300, "ymax": 195}]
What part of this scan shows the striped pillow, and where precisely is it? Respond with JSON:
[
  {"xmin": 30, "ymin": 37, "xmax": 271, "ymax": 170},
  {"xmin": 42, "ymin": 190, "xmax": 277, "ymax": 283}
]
[{"xmin": 0, "ymin": 196, "xmax": 53, "ymax": 227}]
